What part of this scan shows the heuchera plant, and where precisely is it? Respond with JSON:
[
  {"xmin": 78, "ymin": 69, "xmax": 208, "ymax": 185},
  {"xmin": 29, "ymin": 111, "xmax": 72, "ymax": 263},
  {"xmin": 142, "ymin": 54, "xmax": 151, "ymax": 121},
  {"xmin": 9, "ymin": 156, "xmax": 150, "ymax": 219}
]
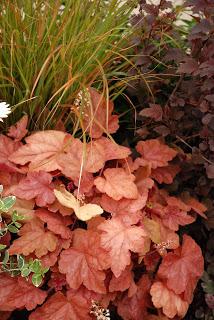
[{"xmin": 0, "ymin": 89, "xmax": 206, "ymax": 320}]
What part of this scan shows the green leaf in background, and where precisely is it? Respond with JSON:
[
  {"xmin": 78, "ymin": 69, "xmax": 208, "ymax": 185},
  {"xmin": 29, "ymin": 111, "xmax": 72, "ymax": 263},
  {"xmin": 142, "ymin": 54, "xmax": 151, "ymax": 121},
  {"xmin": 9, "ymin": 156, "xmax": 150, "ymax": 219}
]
[
  {"xmin": 17, "ymin": 255, "xmax": 25, "ymax": 269},
  {"xmin": 0, "ymin": 196, "xmax": 16, "ymax": 212},
  {"xmin": 2, "ymin": 250, "xmax": 9, "ymax": 265},
  {"xmin": 0, "ymin": 244, "xmax": 6, "ymax": 250},
  {"xmin": 14, "ymin": 221, "xmax": 22, "ymax": 228},
  {"xmin": 21, "ymin": 267, "xmax": 31, "ymax": 277},
  {"xmin": 7, "ymin": 225, "xmax": 19, "ymax": 233},
  {"xmin": 32, "ymin": 274, "xmax": 43, "ymax": 287},
  {"xmin": 12, "ymin": 211, "xmax": 24, "ymax": 222},
  {"xmin": 29, "ymin": 259, "xmax": 42, "ymax": 274}
]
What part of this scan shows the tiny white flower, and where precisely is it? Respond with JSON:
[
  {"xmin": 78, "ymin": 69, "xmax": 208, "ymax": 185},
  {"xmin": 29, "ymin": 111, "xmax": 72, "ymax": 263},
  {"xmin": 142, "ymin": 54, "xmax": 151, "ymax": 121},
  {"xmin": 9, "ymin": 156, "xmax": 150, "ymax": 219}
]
[{"xmin": 0, "ymin": 102, "xmax": 11, "ymax": 122}]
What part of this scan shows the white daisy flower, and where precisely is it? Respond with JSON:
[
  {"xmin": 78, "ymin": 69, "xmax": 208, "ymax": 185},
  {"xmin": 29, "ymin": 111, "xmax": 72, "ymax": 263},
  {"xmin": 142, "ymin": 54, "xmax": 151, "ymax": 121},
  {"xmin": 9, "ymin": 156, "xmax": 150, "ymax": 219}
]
[{"xmin": 0, "ymin": 102, "xmax": 11, "ymax": 122}]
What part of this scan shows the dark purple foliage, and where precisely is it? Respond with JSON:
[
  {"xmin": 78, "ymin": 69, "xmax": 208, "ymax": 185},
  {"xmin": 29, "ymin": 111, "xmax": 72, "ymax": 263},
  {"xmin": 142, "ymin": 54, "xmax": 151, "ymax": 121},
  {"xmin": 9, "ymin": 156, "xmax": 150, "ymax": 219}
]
[{"xmin": 127, "ymin": 0, "xmax": 214, "ymax": 318}]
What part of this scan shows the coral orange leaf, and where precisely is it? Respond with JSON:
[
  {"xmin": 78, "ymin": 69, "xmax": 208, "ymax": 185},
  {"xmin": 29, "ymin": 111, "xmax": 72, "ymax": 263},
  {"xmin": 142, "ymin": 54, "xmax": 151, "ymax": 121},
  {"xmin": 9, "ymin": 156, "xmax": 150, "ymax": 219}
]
[
  {"xmin": 36, "ymin": 209, "xmax": 73, "ymax": 239},
  {"xmin": 14, "ymin": 171, "xmax": 55, "ymax": 207},
  {"xmin": 100, "ymin": 193, "xmax": 147, "ymax": 225},
  {"xmin": 150, "ymin": 281, "xmax": 189, "ymax": 319},
  {"xmin": 0, "ymin": 274, "xmax": 47, "ymax": 311},
  {"xmin": 85, "ymin": 137, "xmax": 130, "ymax": 172},
  {"xmin": 29, "ymin": 291, "xmax": 91, "ymax": 320},
  {"xmin": 158, "ymin": 235, "xmax": 204, "ymax": 294},
  {"xmin": 57, "ymin": 138, "xmax": 84, "ymax": 179},
  {"xmin": 109, "ymin": 264, "xmax": 136, "ymax": 294},
  {"xmin": 117, "ymin": 275, "xmax": 151, "ymax": 320},
  {"xmin": 151, "ymin": 165, "xmax": 180, "ymax": 184},
  {"xmin": 58, "ymin": 229, "xmax": 109, "ymax": 293},
  {"xmin": 82, "ymin": 87, "xmax": 119, "ymax": 138},
  {"xmin": 48, "ymin": 199, "xmax": 72, "ymax": 216},
  {"xmin": 7, "ymin": 115, "xmax": 28, "ymax": 141},
  {"xmin": 94, "ymin": 168, "xmax": 138, "ymax": 201},
  {"xmin": 136, "ymin": 139, "xmax": 177, "ymax": 169},
  {"xmin": 7, "ymin": 198, "xmax": 35, "ymax": 221},
  {"xmin": 98, "ymin": 218, "xmax": 147, "ymax": 277},
  {"xmin": 40, "ymin": 239, "xmax": 71, "ymax": 269},
  {"xmin": 9, "ymin": 218, "xmax": 58, "ymax": 258},
  {"xmin": 0, "ymin": 311, "xmax": 11, "ymax": 320},
  {"xmin": 9, "ymin": 130, "xmax": 68, "ymax": 172},
  {"xmin": 0, "ymin": 135, "xmax": 21, "ymax": 172},
  {"xmin": 161, "ymin": 205, "xmax": 195, "ymax": 231},
  {"xmin": 97, "ymin": 137, "xmax": 131, "ymax": 161},
  {"xmin": 145, "ymin": 315, "xmax": 170, "ymax": 320}
]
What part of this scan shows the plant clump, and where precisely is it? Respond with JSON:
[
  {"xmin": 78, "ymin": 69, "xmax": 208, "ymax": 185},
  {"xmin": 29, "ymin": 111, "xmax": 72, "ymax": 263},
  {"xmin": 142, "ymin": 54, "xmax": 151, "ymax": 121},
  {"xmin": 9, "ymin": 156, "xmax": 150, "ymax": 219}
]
[{"xmin": 0, "ymin": 89, "xmax": 206, "ymax": 319}]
